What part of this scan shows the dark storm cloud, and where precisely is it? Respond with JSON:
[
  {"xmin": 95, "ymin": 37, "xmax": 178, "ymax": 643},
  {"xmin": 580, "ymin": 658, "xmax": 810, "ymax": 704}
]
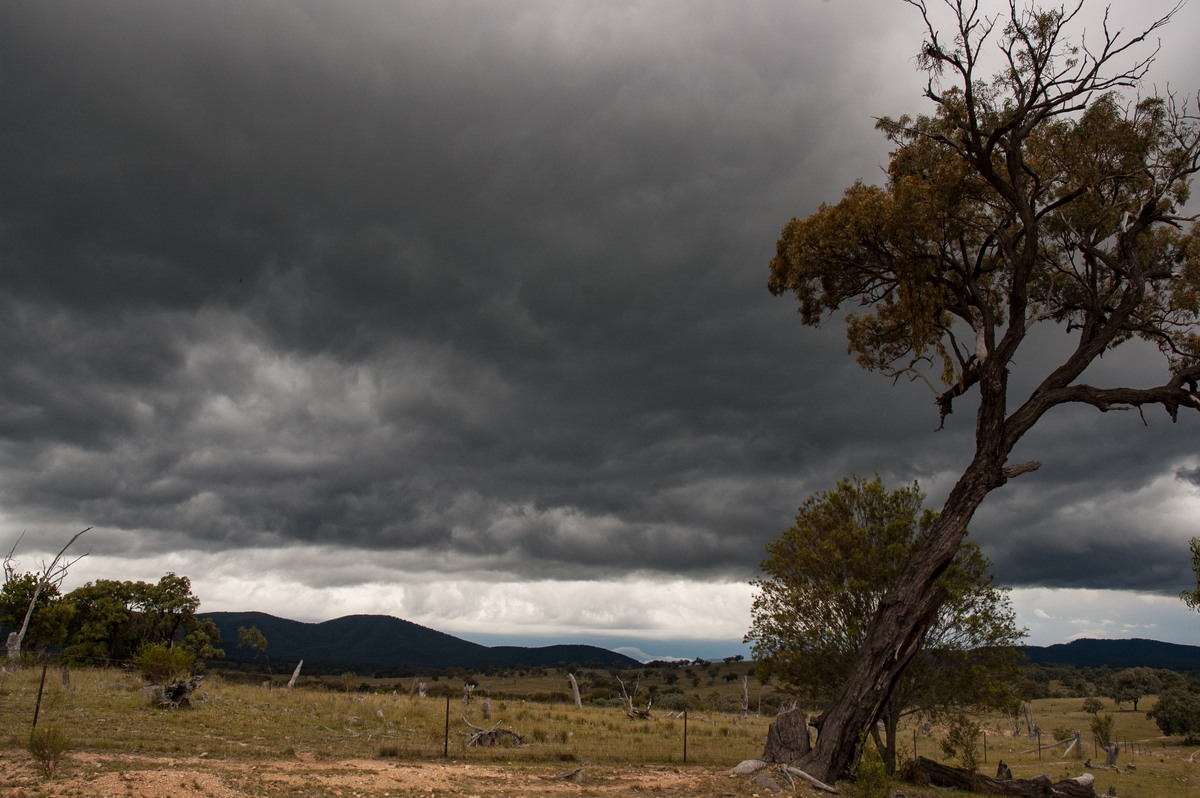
[{"xmin": 1, "ymin": 0, "xmax": 1198, "ymax": 594}]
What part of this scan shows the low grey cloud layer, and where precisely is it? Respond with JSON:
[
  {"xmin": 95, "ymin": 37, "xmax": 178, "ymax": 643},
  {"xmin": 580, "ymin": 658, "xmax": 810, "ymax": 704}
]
[{"xmin": 2, "ymin": 0, "xmax": 1199, "ymax": 647}]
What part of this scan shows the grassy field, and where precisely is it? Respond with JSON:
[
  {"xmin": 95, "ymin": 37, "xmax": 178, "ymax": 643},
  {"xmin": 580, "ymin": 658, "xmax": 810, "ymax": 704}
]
[{"xmin": 2, "ymin": 663, "xmax": 1200, "ymax": 796}]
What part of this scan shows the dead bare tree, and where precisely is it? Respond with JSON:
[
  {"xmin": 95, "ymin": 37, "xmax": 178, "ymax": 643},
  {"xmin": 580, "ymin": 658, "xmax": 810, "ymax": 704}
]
[
  {"xmin": 616, "ymin": 672, "xmax": 652, "ymax": 719},
  {"xmin": 566, "ymin": 672, "xmax": 582, "ymax": 707},
  {"xmin": 4, "ymin": 528, "xmax": 90, "ymax": 660}
]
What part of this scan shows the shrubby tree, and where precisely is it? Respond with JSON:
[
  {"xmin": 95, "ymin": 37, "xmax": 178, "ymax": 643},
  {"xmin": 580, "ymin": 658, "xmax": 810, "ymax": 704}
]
[
  {"xmin": 767, "ymin": 0, "xmax": 1200, "ymax": 778},
  {"xmin": 60, "ymin": 573, "xmax": 223, "ymax": 667},
  {"xmin": 746, "ymin": 475, "xmax": 1025, "ymax": 774},
  {"xmin": 237, "ymin": 624, "xmax": 271, "ymax": 675},
  {"xmin": 1148, "ymin": 683, "xmax": 1200, "ymax": 740}
]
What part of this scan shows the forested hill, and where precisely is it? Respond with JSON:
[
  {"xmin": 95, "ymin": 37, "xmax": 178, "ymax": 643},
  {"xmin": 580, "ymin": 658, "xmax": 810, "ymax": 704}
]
[
  {"xmin": 201, "ymin": 611, "xmax": 640, "ymax": 672},
  {"xmin": 1021, "ymin": 638, "xmax": 1200, "ymax": 670}
]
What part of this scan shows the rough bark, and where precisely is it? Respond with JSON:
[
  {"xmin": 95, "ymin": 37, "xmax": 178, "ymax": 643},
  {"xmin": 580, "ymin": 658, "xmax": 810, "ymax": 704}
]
[
  {"xmin": 798, "ymin": 451, "xmax": 1001, "ymax": 779},
  {"xmin": 915, "ymin": 757, "xmax": 1096, "ymax": 797},
  {"xmin": 1102, "ymin": 743, "xmax": 1119, "ymax": 767},
  {"xmin": 762, "ymin": 707, "xmax": 811, "ymax": 765}
]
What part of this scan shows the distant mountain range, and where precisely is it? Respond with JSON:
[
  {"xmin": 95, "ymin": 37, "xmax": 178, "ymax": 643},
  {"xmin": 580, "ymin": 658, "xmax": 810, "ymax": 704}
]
[
  {"xmin": 198, "ymin": 612, "xmax": 1200, "ymax": 673},
  {"xmin": 200, "ymin": 611, "xmax": 640, "ymax": 672},
  {"xmin": 1020, "ymin": 638, "xmax": 1200, "ymax": 670}
]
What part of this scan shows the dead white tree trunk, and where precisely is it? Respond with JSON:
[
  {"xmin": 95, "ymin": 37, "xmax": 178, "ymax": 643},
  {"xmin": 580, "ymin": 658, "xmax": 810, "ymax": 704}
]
[
  {"xmin": 5, "ymin": 528, "xmax": 90, "ymax": 660},
  {"xmin": 287, "ymin": 660, "xmax": 304, "ymax": 689},
  {"xmin": 567, "ymin": 672, "xmax": 582, "ymax": 708}
]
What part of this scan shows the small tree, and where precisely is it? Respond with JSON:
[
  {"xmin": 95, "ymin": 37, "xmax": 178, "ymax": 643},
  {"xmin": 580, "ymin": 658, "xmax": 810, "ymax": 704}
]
[
  {"xmin": 237, "ymin": 625, "xmax": 271, "ymax": 675},
  {"xmin": 1106, "ymin": 667, "xmax": 1161, "ymax": 711},
  {"xmin": 746, "ymin": 475, "xmax": 1026, "ymax": 774},
  {"xmin": 940, "ymin": 714, "xmax": 982, "ymax": 773},
  {"xmin": 1148, "ymin": 684, "xmax": 1200, "ymax": 741},
  {"xmin": 1090, "ymin": 712, "xmax": 1115, "ymax": 748}
]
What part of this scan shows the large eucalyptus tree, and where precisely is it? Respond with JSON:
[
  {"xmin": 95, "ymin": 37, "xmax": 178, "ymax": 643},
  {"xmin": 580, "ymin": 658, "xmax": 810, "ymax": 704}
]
[{"xmin": 768, "ymin": 0, "xmax": 1200, "ymax": 779}]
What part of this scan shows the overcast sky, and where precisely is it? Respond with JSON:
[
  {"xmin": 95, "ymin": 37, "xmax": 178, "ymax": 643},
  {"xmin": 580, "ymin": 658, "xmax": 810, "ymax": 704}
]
[{"xmin": 2, "ymin": 0, "xmax": 1199, "ymax": 661}]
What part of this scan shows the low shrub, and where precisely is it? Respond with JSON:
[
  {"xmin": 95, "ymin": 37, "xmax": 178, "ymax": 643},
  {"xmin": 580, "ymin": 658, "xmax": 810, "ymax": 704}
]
[
  {"xmin": 28, "ymin": 723, "xmax": 70, "ymax": 778},
  {"xmin": 851, "ymin": 736, "xmax": 891, "ymax": 798},
  {"xmin": 133, "ymin": 644, "xmax": 195, "ymax": 683}
]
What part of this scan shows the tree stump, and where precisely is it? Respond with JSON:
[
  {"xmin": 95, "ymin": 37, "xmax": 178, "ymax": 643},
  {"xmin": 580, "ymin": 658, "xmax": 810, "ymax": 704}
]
[
  {"xmin": 1103, "ymin": 743, "xmax": 1119, "ymax": 767},
  {"xmin": 159, "ymin": 675, "xmax": 204, "ymax": 709},
  {"xmin": 762, "ymin": 707, "xmax": 811, "ymax": 765}
]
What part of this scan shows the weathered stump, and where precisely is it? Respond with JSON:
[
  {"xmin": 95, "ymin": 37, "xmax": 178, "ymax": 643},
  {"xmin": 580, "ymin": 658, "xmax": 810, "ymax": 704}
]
[
  {"xmin": 1103, "ymin": 743, "xmax": 1119, "ymax": 767},
  {"xmin": 761, "ymin": 707, "xmax": 811, "ymax": 766},
  {"xmin": 159, "ymin": 675, "xmax": 204, "ymax": 708}
]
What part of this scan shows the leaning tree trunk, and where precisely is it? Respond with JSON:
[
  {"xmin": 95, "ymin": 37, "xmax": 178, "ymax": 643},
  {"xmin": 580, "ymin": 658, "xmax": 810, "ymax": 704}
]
[{"xmin": 800, "ymin": 372, "xmax": 1017, "ymax": 781}]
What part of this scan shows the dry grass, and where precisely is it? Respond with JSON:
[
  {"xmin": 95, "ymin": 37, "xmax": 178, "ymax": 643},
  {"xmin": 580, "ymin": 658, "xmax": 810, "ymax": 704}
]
[
  {"xmin": 3, "ymin": 664, "xmax": 1200, "ymax": 796},
  {"xmin": 904, "ymin": 694, "xmax": 1200, "ymax": 798},
  {"xmin": 0, "ymin": 665, "xmax": 770, "ymax": 766}
]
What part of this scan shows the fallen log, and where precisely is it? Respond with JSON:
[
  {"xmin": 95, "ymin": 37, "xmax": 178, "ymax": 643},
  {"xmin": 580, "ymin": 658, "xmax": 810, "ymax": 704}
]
[
  {"xmin": 158, "ymin": 675, "xmax": 204, "ymax": 709},
  {"xmin": 546, "ymin": 766, "xmax": 583, "ymax": 782},
  {"xmin": 463, "ymin": 717, "xmax": 527, "ymax": 747},
  {"xmin": 915, "ymin": 757, "xmax": 1096, "ymax": 797}
]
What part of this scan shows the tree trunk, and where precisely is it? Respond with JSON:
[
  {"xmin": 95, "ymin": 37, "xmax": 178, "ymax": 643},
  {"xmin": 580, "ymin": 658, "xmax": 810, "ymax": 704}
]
[
  {"xmin": 796, "ymin": 479, "xmax": 986, "ymax": 778},
  {"xmin": 6, "ymin": 528, "xmax": 89, "ymax": 661},
  {"xmin": 915, "ymin": 757, "xmax": 1096, "ymax": 797},
  {"xmin": 762, "ymin": 707, "xmax": 811, "ymax": 765},
  {"xmin": 567, "ymin": 672, "xmax": 582, "ymax": 707},
  {"xmin": 877, "ymin": 702, "xmax": 900, "ymax": 775},
  {"xmin": 799, "ymin": 376, "xmax": 1013, "ymax": 781},
  {"xmin": 1102, "ymin": 743, "xmax": 1119, "ymax": 767}
]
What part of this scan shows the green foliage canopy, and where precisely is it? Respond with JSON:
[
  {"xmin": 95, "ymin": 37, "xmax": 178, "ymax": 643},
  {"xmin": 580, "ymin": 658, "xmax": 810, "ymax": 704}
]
[
  {"xmin": 60, "ymin": 573, "xmax": 223, "ymax": 666},
  {"xmin": 0, "ymin": 572, "xmax": 74, "ymax": 653},
  {"xmin": 1106, "ymin": 665, "xmax": 1162, "ymax": 711},
  {"xmin": 1148, "ymin": 683, "xmax": 1200, "ymax": 739},
  {"xmin": 769, "ymin": 18, "xmax": 1200, "ymax": 429}
]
